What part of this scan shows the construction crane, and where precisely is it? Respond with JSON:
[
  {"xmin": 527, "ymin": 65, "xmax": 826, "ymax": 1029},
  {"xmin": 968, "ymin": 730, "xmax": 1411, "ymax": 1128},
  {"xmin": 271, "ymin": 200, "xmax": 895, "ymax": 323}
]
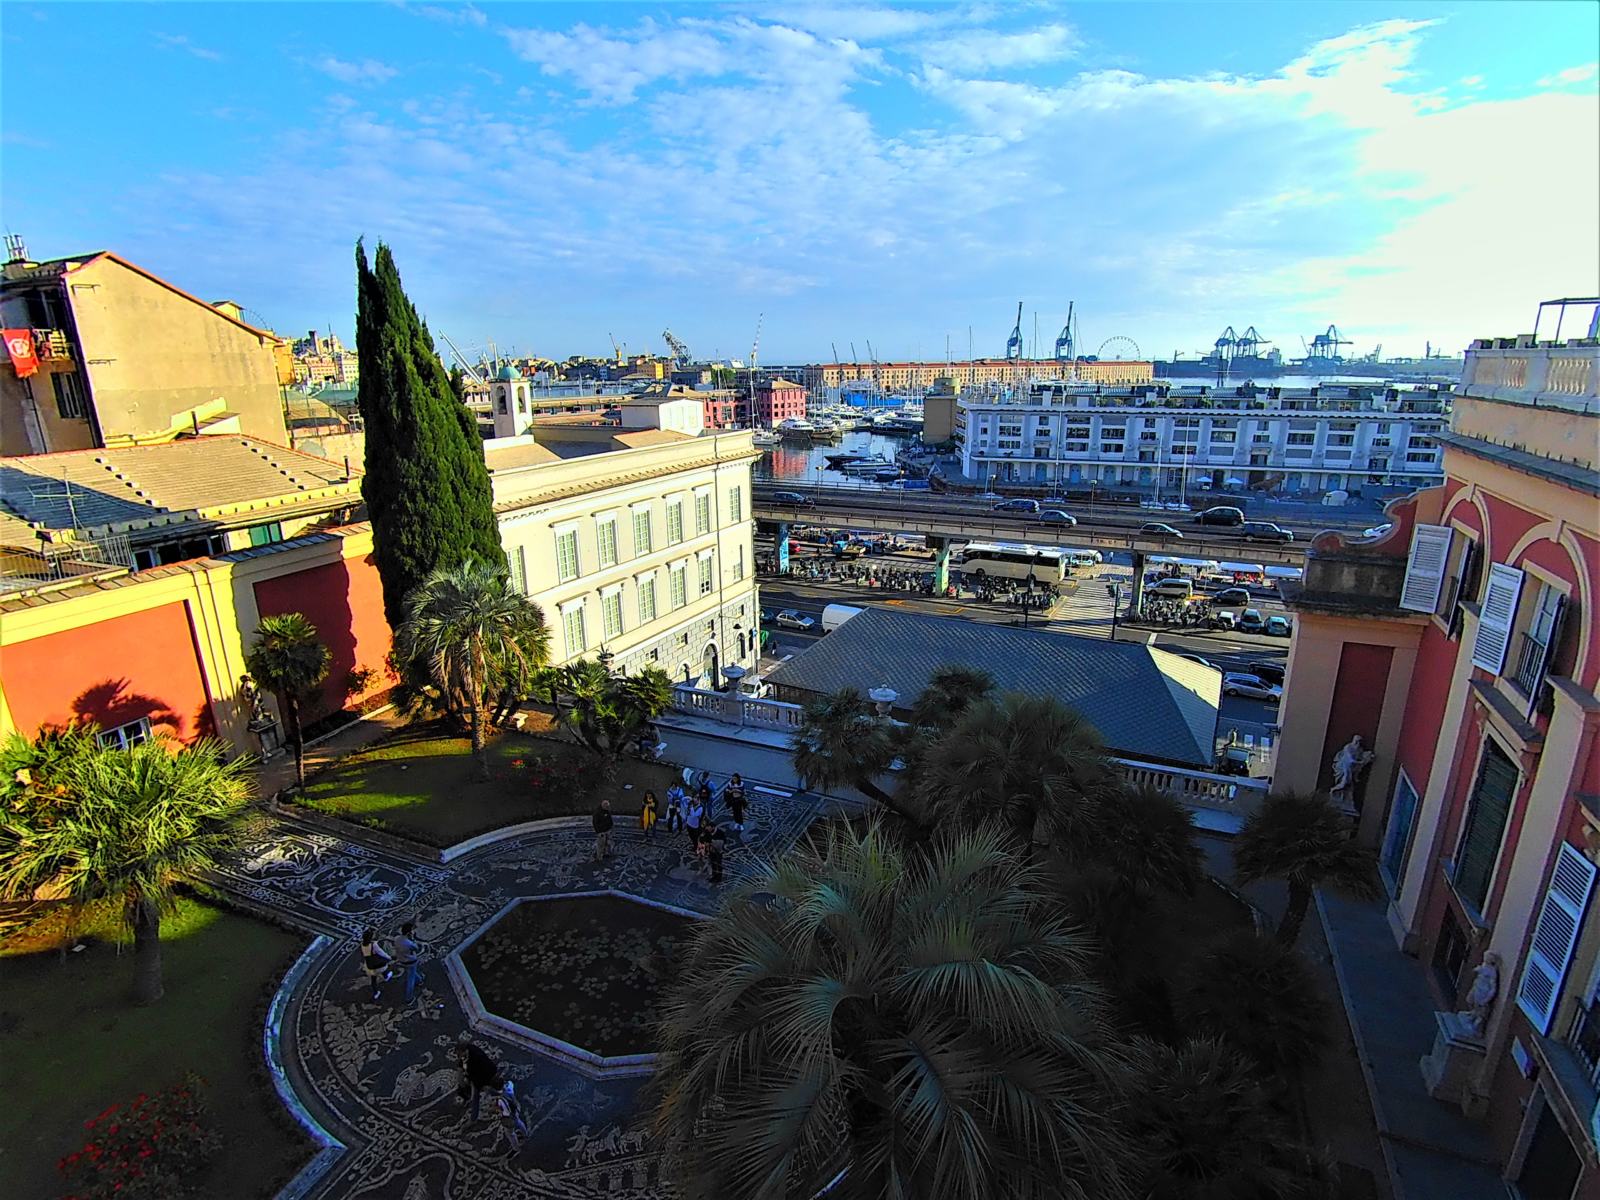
[
  {"xmin": 1004, "ymin": 301, "xmax": 1024, "ymax": 360},
  {"xmin": 662, "ymin": 329, "xmax": 691, "ymax": 368},
  {"xmin": 438, "ymin": 332, "xmax": 485, "ymax": 384},
  {"xmin": 608, "ymin": 333, "xmax": 624, "ymax": 365},
  {"xmin": 1307, "ymin": 325, "xmax": 1353, "ymax": 361},
  {"xmin": 745, "ymin": 313, "xmax": 764, "ymax": 425},
  {"xmin": 1052, "ymin": 302, "xmax": 1078, "ymax": 361},
  {"xmin": 865, "ymin": 339, "xmax": 884, "ymax": 397}
]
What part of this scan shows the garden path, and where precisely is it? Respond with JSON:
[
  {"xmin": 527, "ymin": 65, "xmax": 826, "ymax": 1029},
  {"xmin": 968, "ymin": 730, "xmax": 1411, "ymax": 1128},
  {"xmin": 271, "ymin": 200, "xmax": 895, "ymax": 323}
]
[{"xmin": 212, "ymin": 773, "xmax": 831, "ymax": 1200}]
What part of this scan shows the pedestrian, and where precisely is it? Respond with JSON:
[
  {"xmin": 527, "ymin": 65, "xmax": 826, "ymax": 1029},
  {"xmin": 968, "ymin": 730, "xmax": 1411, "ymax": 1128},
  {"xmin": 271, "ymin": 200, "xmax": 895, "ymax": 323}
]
[
  {"xmin": 664, "ymin": 791, "xmax": 684, "ymax": 834},
  {"xmin": 640, "ymin": 789, "xmax": 659, "ymax": 839},
  {"xmin": 391, "ymin": 920, "xmax": 423, "ymax": 1002},
  {"xmin": 359, "ymin": 927, "xmax": 391, "ymax": 1001},
  {"xmin": 696, "ymin": 780, "xmax": 715, "ymax": 822},
  {"xmin": 495, "ymin": 1077, "xmax": 528, "ymax": 1154},
  {"xmin": 705, "ymin": 821, "xmax": 725, "ymax": 884},
  {"xmin": 685, "ymin": 793, "xmax": 705, "ymax": 851},
  {"xmin": 592, "ymin": 797, "xmax": 614, "ymax": 860},
  {"xmin": 724, "ymin": 774, "xmax": 748, "ymax": 835},
  {"xmin": 455, "ymin": 1042, "xmax": 498, "ymax": 1115}
]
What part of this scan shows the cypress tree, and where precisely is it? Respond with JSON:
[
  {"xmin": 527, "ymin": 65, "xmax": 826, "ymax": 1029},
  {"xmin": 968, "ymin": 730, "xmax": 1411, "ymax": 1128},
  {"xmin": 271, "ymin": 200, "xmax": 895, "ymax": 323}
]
[{"xmin": 355, "ymin": 240, "xmax": 505, "ymax": 629}]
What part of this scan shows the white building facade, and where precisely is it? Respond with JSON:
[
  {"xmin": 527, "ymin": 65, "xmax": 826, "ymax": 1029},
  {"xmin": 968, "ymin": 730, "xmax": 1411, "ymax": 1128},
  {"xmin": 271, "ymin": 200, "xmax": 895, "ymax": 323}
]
[
  {"xmin": 957, "ymin": 381, "xmax": 1450, "ymax": 496},
  {"xmin": 488, "ymin": 428, "xmax": 761, "ymax": 687}
]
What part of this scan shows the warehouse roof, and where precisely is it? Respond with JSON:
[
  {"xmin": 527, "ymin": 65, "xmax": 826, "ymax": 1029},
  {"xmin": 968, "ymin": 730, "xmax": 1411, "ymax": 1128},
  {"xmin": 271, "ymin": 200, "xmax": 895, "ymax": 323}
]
[{"xmin": 765, "ymin": 607, "xmax": 1222, "ymax": 768}]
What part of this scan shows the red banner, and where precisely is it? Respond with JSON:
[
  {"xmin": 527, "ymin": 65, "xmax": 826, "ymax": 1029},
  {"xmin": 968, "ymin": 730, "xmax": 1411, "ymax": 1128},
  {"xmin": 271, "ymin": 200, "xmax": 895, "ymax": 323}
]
[{"xmin": 3, "ymin": 329, "xmax": 39, "ymax": 378}]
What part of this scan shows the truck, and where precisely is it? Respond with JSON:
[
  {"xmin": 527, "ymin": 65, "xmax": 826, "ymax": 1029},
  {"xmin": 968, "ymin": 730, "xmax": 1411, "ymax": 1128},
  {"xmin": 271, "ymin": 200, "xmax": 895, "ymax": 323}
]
[{"xmin": 821, "ymin": 604, "xmax": 864, "ymax": 634}]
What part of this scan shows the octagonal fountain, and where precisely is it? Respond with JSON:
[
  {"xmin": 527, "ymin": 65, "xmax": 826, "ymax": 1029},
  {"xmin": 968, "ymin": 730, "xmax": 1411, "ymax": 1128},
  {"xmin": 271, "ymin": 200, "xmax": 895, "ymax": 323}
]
[{"xmin": 446, "ymin": 890, "xmax": 701, "ymax": 1078}]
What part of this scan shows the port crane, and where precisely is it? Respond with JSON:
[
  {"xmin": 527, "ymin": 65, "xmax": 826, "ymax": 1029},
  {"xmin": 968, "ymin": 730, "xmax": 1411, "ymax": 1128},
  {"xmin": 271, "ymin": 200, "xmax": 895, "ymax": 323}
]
[
  {"xmin": 1053, "ymin": 302, "xmax": 1078, "ymax": 361},
  {"xmin": 745, "ymin": 313, "xmax": 764, "ymax": 424},
  {"xmin": 662, "ymin": 329, "xmax": 691, "ymax": 368},
  {"xmin": 1306, "ymin": 325, "xmax": 1353, "ymax": 361},
  {"xmin": 438, "ymin": 332, "xmax": 486, "ymax": 385},
  {"xmin": 1235, "ymin": 326, "xmax": 1270, "ymax": 358},
  {"xmin": 1004, "ymin": 301, "xmax": 1024, "ymax": 360},
  {"xmin": 608, "ymin": 333, "xmax": 625, "ymax": 365}
]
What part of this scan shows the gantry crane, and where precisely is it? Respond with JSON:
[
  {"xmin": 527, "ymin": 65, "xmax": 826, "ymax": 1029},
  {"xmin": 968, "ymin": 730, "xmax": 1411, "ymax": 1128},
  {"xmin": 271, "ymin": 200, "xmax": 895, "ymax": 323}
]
[
  {"xmin": 1053, "ymin": 302, "xmax": 1078, "ymax": 361},
  {"xmin": 662, "ymin": 329, "xmax": 691, "ymax": 368},
  {"xmin": 1004, "ymin": 301, "xmax": 1024, "ymax": 360},
  {"xmin": 1307, "ymin": 325, "xmax": 1353, "ymax": 361}
]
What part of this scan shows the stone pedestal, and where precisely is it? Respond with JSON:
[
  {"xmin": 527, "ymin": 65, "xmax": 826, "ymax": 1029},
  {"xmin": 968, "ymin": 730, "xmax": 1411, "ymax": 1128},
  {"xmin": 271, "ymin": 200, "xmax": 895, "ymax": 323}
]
[{"xmin": 1420, "ymin": 1010, "xmax": 1487, "ymax": 1107}]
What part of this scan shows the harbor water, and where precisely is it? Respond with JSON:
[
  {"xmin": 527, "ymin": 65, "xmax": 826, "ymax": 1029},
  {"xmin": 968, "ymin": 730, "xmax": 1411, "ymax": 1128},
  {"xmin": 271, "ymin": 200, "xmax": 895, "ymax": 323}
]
[{"xmin": 753, "ymin": 429, "xmax": 921, "ymax": 484}]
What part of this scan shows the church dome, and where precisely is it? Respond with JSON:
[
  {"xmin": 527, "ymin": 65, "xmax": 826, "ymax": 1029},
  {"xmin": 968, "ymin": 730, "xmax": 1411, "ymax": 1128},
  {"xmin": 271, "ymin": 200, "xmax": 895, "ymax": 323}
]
[{"xmin": 496, "ymin": 364, "xmax": 521, "ymax": 382}]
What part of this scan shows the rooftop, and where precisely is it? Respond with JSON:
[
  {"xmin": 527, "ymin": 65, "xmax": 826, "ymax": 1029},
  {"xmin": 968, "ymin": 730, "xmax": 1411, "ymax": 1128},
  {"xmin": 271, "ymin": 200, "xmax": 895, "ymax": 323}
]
[
  {"xmin": 0, "ymin": 438, "xmax": 359, "ymax": 537},
  {"xmin": 764, "ymin": 607, "xmax": 1222, "ymax": 768}
]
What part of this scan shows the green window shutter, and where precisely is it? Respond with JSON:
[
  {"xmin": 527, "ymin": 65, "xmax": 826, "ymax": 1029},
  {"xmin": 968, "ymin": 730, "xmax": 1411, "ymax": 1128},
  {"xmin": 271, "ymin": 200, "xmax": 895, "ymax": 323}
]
[{"xmin": 1453, "ymin": 742, "xmax": 1518, "ymax": 912}]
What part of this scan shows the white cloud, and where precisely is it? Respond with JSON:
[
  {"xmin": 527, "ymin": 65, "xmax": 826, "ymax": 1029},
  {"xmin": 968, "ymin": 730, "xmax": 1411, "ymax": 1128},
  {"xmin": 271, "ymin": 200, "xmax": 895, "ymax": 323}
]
[
  {"xmin": 414, "ymin": 3, "xmax": 487, "ymax": 27},
  {"xmin": 311, "ymin": 56, "xmax": 399, "ymax": 86},
  {"xmin": 155, "ymin": 32, "xmax": 223, "ymax": 62},
  {"xmin": 917, "ymin": 23, "xmax": 1079, "ymax": 73},
  {"xmin": 1539, "ymin": 62, "xmax": 1598, "ymax": 88}
]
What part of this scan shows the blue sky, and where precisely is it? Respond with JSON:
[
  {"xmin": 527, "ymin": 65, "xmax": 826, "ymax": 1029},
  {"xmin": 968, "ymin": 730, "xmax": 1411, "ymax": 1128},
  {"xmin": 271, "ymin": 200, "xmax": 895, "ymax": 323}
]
[{"xmin": 2, "ymin": 2, "xmax": 1596, "ymax": 364}]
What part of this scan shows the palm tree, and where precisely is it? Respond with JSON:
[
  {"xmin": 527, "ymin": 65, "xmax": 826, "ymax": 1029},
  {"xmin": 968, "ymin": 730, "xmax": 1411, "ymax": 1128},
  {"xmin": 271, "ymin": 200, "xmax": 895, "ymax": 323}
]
[
  {"xmin": 790, "ymin": 688, "xmax": 916, "ymax": 822},
  {"xmin": 560, "ymin": 660, "xmax": 674, "ymax": 775},
  {"xmin": 0, "ymin": 735, "xmax": 256, "ymax": 1004},
  {"xmin": 915, "ymin": 692, "xmax": 1112, "ymax": 851},
  {"xmin": 1176, "ymin": 929, "xmax": 1331, "ymax": 1082},
  {"xmin": 654, "ymin": 823, "xmax": 1139, "ymax": 1200},
  {"xmin": 1129, "ymin": 1037, "xmax": 1337, "ymax": 1200},
  {"xmin": 244, "ymin": 612, "xmax": 331, "ymax": 790},
  {"xmin": 908, "ymin": 664, "xmax": 995, "ymax": 733},
  {"xmin": 1233, "ymin": 791, "xmax": 1380, "ymax": 947},
  {"xmin": 1075, "ymin": 781, "xmax": 1204, "ymax": 897},
  {"xmin": 396, "ymin": 560, "xmax": 550, "ymax": 780}
]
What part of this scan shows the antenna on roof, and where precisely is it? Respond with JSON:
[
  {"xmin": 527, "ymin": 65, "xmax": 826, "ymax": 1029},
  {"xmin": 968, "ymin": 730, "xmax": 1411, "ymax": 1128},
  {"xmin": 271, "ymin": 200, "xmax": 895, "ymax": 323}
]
[{"xmin": 4, "ymin": 233, "xmax": 27, "ymax": 264}]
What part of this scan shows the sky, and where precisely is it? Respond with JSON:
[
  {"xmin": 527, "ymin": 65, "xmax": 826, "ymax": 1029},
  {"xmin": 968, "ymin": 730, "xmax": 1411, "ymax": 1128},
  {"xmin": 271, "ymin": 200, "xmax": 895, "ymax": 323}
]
[{"xmin": 2, "ymin": 2, "xmax": 1597, "ymax": 365}]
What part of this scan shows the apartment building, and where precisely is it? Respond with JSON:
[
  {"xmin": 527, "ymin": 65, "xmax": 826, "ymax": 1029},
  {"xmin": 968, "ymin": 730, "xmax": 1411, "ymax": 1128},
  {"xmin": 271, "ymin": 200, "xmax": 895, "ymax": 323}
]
[
  {"xmin": 484, "ymin": 401, "xmax": 760, "ymax": 686},
  {"xmin": 957, "ymin": 380, "xmax": 1450, "ymax": 495},
  {"xmin": 755, "ymin": 377, "xmax": 807, "ymax": 426},
  {"xmin": 1274, "ymin": 309, "xmax": 1600, "ymax": 1197},
  {"xmin": 804, "ymin": 358, "xmax": 1153, "ymax": 391},
  {"xmin": 0, "ymin": 239, "xmax": 290, "ymax": 455}
]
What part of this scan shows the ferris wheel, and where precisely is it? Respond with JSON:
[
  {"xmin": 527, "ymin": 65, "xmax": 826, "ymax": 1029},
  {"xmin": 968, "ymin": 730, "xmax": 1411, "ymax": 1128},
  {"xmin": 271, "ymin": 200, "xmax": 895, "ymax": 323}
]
[{"xmin": 1097, "ymin": 336, "xmax": 1141, "ymax": 360}]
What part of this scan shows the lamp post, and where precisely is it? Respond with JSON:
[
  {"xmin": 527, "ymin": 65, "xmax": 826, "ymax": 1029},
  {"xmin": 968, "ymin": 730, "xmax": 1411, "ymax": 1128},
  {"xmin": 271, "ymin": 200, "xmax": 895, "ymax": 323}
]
[
  {"xmin": 1106, "ymin": 580, "xmax": 1122, "ymax": 641},
  {"xmin": 868, "ymin": 685, "xmax": 899, "ymax": 717}
]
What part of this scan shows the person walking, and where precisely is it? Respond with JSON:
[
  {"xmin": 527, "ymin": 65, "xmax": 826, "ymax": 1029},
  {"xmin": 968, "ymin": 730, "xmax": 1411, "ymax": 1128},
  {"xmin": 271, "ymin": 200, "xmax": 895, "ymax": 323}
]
[
  {"xmin": 592, "ymin": 798, "xmax": 615, "ymax": 860},
  {"xmin": 696, "ymin": 780, "xmax": 715, "ymax": 823},
  {"xmin": 391, "ymin": 920, "xmax": 423, "ymax": 1002},
  {"xmin": 639, "ymin": 790, "xmax": 659, "ymax": 839},
  {"xmin": 455, "ymin": 1041, "xmax": 498, "ymax": 1115},
  {"xmin": 664, "ymin": 790, "xmax": 684, "ymax": 835},
  {"xmin": 724, "ymin": 774, "xmax": 748, "ymax": 837},
  {"xmin": 359, "ymin": 927, "xmax": 391, "ymax": 1001},
  {"xmin": 685, "ymin": 793, "xmax": 705, "ymax": 853},
  {"xmin": 705, "ymin": 821, "xmax": 725, "ymax": 884},
  {"xmin": 495, "ymin": 1077, "xmax": 529, "ymax": 1154}
]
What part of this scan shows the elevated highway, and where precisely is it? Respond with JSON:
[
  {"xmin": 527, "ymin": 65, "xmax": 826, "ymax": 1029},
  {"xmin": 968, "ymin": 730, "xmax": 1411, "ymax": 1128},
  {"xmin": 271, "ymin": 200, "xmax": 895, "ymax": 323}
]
[{"xmin": 750, "ymin": 482, "xmax": 1370, "ymax": 569}]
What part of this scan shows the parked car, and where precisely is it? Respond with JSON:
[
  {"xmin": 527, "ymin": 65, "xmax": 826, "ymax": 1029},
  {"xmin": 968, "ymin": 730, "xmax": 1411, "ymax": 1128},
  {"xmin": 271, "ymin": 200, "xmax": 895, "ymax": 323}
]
[
  {"xmin": 1038, "ymin": 508, "xmax": 1078, "ymax": 525},
  {"xmin": 770, "ymin": 490, "xmax": 814, "ymax": 507},
  {"xmin": 1363, "ymin": 522, "xmax": 1395, "ymax": 539},
  {"xmin": 1176, "ymin": 652, "xmax": 1216, "ymax": 670},
  {"xmin": 773, "ymin": 609, "xmax": 815, "ymax": 631},
  {"xmin": 1223, "ymin": 672, "xmax": 1283, "ymax": 703},
  {"xmin": 1242, "ymin": 520, "xmax": 1294, "ymax": 543},
  {"xmin": 1140, "ymin": 522, "xmax": 1183, "ymax": 537},
  {"xmin": 1237, "ymin": 608, "xmax": 1266, "ymax": 634},
  {"xmin": 1148, "ymin": 577, "xmax": 1196, "ymax": 600},
  {"xmin": 1194, "ymin": 505, "xmax": 1245, "ymax": 527},
  {"xmin": 1208, "ymin": 587, "xmax": 1253, "ymax": 608},
  {"xmin": 992, "ymin": 498, "xmax": 1041, "ymax": 514},
  {"xmin": 1211, "ymin": 610, "xmax": 1238, "ymax": 631},
  {"xmin": 1265, "ymin": 614, "xmax": 1292, "ymax": 637}
]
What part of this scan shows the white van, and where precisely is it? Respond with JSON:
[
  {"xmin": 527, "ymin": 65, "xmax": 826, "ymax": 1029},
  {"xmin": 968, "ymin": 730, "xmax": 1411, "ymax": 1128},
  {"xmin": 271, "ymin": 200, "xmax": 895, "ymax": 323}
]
[
  {"xmin": 821, "ymin": 603, "xmax": 864, "ymax": 634},
  {"xmin": 1148, "ymin": 577, "xmax": 1196, "ymax": 600},
  {"xmin": 1063, "ymin": 549, "xmax": 1103, "ymax": 568}
]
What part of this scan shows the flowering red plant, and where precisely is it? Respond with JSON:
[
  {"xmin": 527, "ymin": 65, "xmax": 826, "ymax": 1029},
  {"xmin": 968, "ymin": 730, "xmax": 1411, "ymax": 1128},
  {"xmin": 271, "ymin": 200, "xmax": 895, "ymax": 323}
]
[{"xmin": 58, "ymin": 1074, "xmax": 220, "ymax": 1200}]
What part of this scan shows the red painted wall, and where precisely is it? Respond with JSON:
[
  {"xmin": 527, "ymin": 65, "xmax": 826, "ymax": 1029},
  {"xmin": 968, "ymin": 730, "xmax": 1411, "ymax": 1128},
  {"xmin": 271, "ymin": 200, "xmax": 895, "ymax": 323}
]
[
  {"xmin": 1318, "ymin": 642, "xmax": 1395, "ymax": 800},
  {"xmin": 4, "ymin": 602, "xmax": 214, "ymax": 741},
  {"xmin": 1392, "ymin": 623, "xmax": 1462, "ymax": 801},
  {"xmin": 252, "ymin": 552, "xmax": 394, "ymax": 719}
]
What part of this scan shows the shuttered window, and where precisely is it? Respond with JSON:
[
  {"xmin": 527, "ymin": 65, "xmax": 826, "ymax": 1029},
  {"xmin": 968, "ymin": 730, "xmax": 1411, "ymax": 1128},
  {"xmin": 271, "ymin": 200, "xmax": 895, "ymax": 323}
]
[
  {"xmin": 632, "ymin": 507, "xmax": 652, "ymax": 556},
  {"xmin": 555, "ymin": 528, "xmax": 580, "ymax": 583},
  {"xmin": 509, "ymin": 545, "xmax": 528, "ymax": 595},
  {"xmin": 1471, "ymin": 563, "xmax": 1525, "ymax": 674},
  {"xmin": 1452, "ymin": 740, "xmax": 1518, "ymax": 913},
  {"xmin": 601, "ymin": 590, "xmax": 623, "ymax": 639},
  {"xmin": 1399, "ymin": 523, "xmax": 1453, "ymax": 613},
  {"xmin": 1517, "ymin": 843, "xmax": 1596, "ymax": 1034},
  {"xmin": 596, "ymin": 518, "xmax": 618, "ymax": 569}
]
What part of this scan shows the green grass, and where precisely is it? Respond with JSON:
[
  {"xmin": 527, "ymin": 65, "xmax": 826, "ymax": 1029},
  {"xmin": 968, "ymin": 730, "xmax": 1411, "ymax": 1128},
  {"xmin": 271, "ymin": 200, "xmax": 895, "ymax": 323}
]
[
  {"xmin": 0, "ymin": 897, "xmax": 310, "ymax": 1200},
  {"xmin": 296, "ymin": 720, "xmax": 682, "ymax": 846}
]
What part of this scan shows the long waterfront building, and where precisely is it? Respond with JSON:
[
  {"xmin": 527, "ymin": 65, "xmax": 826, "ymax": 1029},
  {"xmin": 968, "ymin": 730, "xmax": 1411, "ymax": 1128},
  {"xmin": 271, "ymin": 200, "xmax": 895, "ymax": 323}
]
[{"xmin": 956, "ymin": 379, "xmax": 1451, "ymax": 495}]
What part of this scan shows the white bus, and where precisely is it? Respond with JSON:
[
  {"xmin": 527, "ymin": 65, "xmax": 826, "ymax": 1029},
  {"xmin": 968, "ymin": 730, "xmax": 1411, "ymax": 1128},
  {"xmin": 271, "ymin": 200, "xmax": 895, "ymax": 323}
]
[{"xmin": 956, "ymin": 542, "xmax": 1069, "ymax": 584}]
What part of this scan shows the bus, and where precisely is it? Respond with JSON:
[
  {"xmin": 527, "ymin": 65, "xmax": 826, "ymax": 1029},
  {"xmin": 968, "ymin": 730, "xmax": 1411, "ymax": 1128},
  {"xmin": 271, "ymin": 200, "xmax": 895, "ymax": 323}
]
[{"xmin": 955, "ymin": 542, "xmax": 1069, "ymax": 585}]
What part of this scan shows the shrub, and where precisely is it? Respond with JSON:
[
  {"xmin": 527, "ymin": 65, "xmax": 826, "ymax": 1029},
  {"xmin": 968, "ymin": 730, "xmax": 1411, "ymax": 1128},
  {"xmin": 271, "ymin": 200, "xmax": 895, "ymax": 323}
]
[
  {"xmin": 1176, "ymin": 930, "xmax": 1331, "ymax": 1082},
  {"xmin": 58, "ymin": 1074, "xmax": 221, "ymax": 1200}
]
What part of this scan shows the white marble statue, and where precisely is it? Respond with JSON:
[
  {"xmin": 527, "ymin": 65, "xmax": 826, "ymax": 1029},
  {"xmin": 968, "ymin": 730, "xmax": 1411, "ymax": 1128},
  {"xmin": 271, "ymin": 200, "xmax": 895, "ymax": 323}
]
[
  {"xmin": 1331, "ymin": 734, "xmax": 1376, "ymax": 809},
  {"xmin": 1459, "ymin": 953, "xmax": 1501, "ymax": 1037}
]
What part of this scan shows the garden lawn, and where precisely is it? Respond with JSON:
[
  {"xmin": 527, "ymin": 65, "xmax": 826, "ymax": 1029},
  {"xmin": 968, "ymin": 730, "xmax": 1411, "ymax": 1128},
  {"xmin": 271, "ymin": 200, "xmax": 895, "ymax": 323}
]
[
  {"xmin": 297, "ymin": 720, "xmax": 682, "ymax": 846},
  {"xmin": 0, "ymin": 897, "xmax": 309, "ymax": 1200}
]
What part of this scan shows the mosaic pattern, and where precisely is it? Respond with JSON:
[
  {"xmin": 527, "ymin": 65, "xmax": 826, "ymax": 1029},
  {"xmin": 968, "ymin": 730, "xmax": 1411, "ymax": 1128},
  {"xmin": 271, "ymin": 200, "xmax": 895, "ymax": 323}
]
[{"xmin": 223, "ymin": 777, "xmax": 828, "ymax": 1199}]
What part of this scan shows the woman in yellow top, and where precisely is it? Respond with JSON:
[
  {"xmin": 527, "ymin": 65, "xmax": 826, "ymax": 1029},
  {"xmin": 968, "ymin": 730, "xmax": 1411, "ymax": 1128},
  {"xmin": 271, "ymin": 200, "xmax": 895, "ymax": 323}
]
[{"xmin": 639, "ymin": 790, "xmax": 659, "ymax": 838}]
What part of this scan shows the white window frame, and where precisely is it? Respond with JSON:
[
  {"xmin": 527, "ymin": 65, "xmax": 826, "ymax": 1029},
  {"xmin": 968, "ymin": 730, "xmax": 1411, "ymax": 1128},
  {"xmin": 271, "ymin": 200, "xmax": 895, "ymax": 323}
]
[
  {"xmin": 600, "ymin": 586, "xmax": 624, "ymax": 639},
  {"xmin": 554, "ymin": 524, "xmax": 580, "ymax": 583},
  {"xmin": 697, "ymin": 550, "xmax": 715, "ymax": 596},
  {"xmin": 560, "ymin": 601, "xmax": 587, "ymax": 657},
  {"xmin": 595, "ymin": 512, "xmax": 619, "ymax": 569},
  {"xmin": 669, "ymin": 562, "xmax": 688, "ymax": 609},
  {"xmin": 509, "ymin": 544, "xmax": 529, "ymax": 595},
  {"xmin": 694, "ymin": 488, "xmax": 713, "ymax": 536},
  {"xmin": 97, "ymin": 717, "xmax": 153, "ymax": 751},
  {"xmin": 637, "ymin": 574, "xmax": 658, "ymax": 624},
  {"xmin": 666, "ymin": 499, "xmax": 685, "ymax": 545},
  {"xmin": 728, "ymin": 485, "xmax": 743, "ymax": 524},
  {"xmin": 631, "ymin": 503, "xmax": 652, "ymax": 556}
]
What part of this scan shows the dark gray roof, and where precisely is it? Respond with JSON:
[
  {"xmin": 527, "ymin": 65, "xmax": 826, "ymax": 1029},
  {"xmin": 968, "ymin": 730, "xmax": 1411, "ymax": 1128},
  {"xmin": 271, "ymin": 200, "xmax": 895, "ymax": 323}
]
[{"xmin": 765, "ymin": 607, "xmax": 1222, "ymax": 768}]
